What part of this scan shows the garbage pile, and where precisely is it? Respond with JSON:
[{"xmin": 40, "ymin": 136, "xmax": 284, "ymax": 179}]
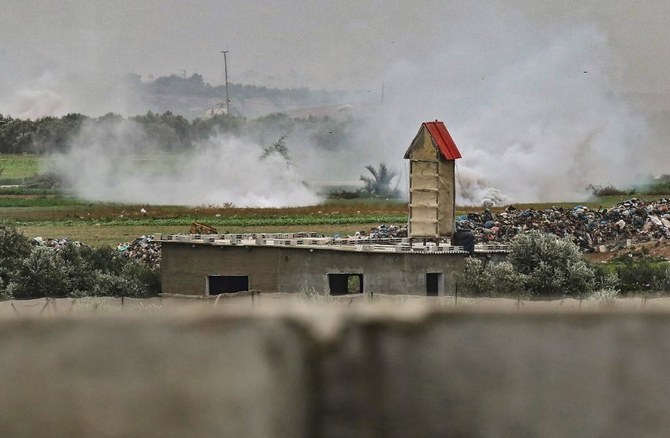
[
  {"xmin": 32, "ymin": 237, "xmax": 88, "ymax": 250},
  {"xmin": 456, "ymin": 198, "xmax": 670, "ymax": 252},
  {"xmin": 117, "ymin": 235, "xmax": 161, "ymax": 268},
  {"xmin": 349, "ymin": 224, "xmax": 408, "ymax": 239}
]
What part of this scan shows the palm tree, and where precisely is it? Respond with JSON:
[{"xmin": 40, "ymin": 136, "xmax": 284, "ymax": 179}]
[{"xmin": 360, "ymin": 162, "xmax": 399, "ymax": 198}]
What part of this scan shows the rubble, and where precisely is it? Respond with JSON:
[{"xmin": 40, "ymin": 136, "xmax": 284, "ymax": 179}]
[
  {"xmin": 31, "ymin": 235, "xmax": 161, "ymax": 268},
  {"xmin": 32, "ymin": 237, "xmax": 88, "ymax": 250},
  {"xmin": 348, "ymin": 224, "xmax": 408, "ymax": 239},
  {"xmin": 455, "ymin": 198, "xmax": 670, "ymax": 252},
  {"xmin": 117, "ymin": 235, "xmax": 161, "ymax": 269}
]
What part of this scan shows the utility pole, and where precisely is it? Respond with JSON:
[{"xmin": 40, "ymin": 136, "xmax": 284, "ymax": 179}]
[{"xmin": 220, "ymin": 50, "xmax": 230, "ymax": 114}]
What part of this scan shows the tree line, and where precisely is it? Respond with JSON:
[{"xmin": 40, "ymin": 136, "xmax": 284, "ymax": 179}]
[{"xmin": 0, "ymin": 110, "xmax": 353, "ymax": 155}]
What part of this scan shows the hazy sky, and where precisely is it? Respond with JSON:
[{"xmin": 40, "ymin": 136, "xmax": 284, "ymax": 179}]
[
  {"xmin": 1, "ymin": 0, "xmax": 669, "ymax": 91},
  {"xmin": 2, "ymin": 0, "xmax": 669, "ymax": 204}
]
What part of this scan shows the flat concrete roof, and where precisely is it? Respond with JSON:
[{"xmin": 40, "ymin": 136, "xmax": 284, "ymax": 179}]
[{"xmin": 155, "ymin": 232, "xmax": 509, "ymax": 255}]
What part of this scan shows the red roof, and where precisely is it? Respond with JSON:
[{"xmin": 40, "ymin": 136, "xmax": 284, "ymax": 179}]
[{"xmin": 423, "ymin": 121, "xmax": 461, "ymax": 160}]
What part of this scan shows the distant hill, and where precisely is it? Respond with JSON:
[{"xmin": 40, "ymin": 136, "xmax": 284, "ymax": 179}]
[{"xmin": 125, "ymin": 73, "xmax": 370, "ymax": 119}]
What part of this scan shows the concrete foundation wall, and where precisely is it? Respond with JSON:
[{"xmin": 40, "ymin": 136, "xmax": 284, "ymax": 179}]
[
  {"xmin": 161, "ymin": 243, "xmax": 467, "ymax": 297},
  {"xmin": 3, "ymin": 309, "xmax": 670, "ymax": 437}
]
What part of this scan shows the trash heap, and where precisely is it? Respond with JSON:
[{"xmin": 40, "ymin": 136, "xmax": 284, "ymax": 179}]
[
  {"xmin": 350, "ymin": 224, "xmax": 408, "ymax": 239},
  {"xmin": 31, "ymin": 237, "xmax": 88, "ymax": 250},
  {"xmin": 456, "ymin": 198, "xmax": 670, "ymax": 252},
  {"xmin": 116, "ymin": 235, "xmax": 161, "ymax": 268}
]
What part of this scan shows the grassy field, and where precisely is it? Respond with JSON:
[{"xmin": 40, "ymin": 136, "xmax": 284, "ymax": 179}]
[
  {"xmin": 4, "ymin": 196, "xmax": 664, "ymax": 248},
  {"xmin": 2, "ymin": 200, "xmax": 408, "ymax": 246},
  {"xmin": 0, "ymin": 154, "xmax": 44, "ymax": 183},
  {"xmin": 3, "ymin": 153, "xmax": 670, "ymax": 247}
]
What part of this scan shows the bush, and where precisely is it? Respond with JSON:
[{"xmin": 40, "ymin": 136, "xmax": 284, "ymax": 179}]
[
  {"xmin": 7, "ymin": 247, "xmax": 70, "ymax": 299},
  {"xmin": 600, "ymin": 254, "xmax": 670, "ymax": 294},
  {"xmin": 0, "ymin": 237, "xmax": 161, "ymax": 300},
  {"xmin": 0, "ymin": 226, "xmax": 32, "ymax": 286},
  {"xmin": 508, "ymin": 231, "xmax": 595, "ymax": 297},
  {"xmin": 457, "ymin": 258, "xmax": 526, "ymax": 297},
  {"xmin": 586, "ymin": 184, "xmax": 632, "ymax": 197}
]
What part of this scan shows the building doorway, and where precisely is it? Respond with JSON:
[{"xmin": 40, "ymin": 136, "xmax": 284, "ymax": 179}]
[
  {"xmin": 426, "ymin": 273, "xmax": 443, "ymax": 296},
  {"xmin": 207, "ymin": 275, "xmax": 249, "ymax": 295}
]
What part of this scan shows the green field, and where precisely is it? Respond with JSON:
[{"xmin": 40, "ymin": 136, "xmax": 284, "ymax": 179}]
[
  {"xmin": 2, "ymin": 153, "xmax": 670, "ymax": 247},
  {"xmin": 0, "ymin": 154, "xmax": 44, "ymax": 183}
]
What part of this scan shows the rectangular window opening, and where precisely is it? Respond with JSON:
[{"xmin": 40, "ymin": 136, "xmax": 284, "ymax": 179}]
[
  {"xmin": 426, "ymin": 272, "xmax": 442, "ymax": 296},
  {"xmin": 328, "ymin": 273, "xmax": 364, "ymax": 296},
  {"xmin": 208, "ymin": 275, "xmax": 249, "ymax": 295}
]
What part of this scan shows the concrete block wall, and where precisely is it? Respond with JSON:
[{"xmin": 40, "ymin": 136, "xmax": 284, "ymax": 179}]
[{"xmin": 1, "ymin": 309, "xmax": 670, "ymax": 436}]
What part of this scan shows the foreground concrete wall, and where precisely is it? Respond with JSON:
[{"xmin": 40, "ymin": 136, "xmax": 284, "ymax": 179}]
[
  {"xmin": 2, "ymin": 309, "xmax": 670, "ymax": 436},
  {"xmin": 0, "ymin": 315, "xmax": 315, "ymax": 438},
  {"xmin": 161, "ymin": 243, "xmax": 466, "ymax": 297}
]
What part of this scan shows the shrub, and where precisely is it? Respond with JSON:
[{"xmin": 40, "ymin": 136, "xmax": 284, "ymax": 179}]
[
  {"xmin": 0, "ymin": 238, "xmax": 161, "ymax": 300},
  {"xmin": 7, "ymin": 247, "xmax": 70, "ymax": 299},
  {"xmin": 508, "ymin": 231, "xmax": 595, "ymax": 297},
  {"xmin": 0, "ymin": 226, "xmax": 32, "ymax": 285},
  {"xmin": 586, "ymin": 184, "xmax": 631, "ymax": 197},
  {"xmin": 457, "ymin": 258, "xmax": 526, "ymax": 297},
  {"xmin": 92, "ymin": 262, "xmax": 160, "ymax": 298},
  {"xmin": 603, "ymin": 254, "xmax": 670, "ymax": 294}
]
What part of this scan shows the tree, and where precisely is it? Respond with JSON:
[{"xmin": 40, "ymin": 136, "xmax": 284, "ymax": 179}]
[
  {"xmin": 360, "ymin": 162, "xmax": 400, "ymax": 198},
  {"xmin": 261, "ymin": 133, "xmax": 291, "ymax": 164}
]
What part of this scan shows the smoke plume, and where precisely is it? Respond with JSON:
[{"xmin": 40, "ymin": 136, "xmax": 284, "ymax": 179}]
[{"xmin": 50, "ymin": 120, "xmax": 320, "ymax": 207}]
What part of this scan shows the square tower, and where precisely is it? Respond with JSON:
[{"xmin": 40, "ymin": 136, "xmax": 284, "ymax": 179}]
[{"xmin": 404, "ymin": 121, "xmax": 462, "ymax": 239}]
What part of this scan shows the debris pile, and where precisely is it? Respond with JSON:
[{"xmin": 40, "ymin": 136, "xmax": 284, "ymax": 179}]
[
  {"xmin": 349, "ymin": 224, "xmax": 408, "ymax": 239},
  {"xmin": 456, "ymin": 198, "xmax": 670, "ymax": 252},
  {"xmin": 116, "ymin": 235, "xmax": 161, "ymax": 268},
  {"xmin": 32, "ymin": 237, "xmax": 88, "ymax": 250}
]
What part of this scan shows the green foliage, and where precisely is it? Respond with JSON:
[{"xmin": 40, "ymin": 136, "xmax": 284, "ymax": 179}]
[
  {"xmin": 0, "ymin": 226, "xmax": 33, "ymax": 286},
  {"xmin": 360, "ymin": 162, "xmax": 400, "ymax": 198},
  {"xmin": 92, "ymin": 263, "xmax": 160, "ymax": 298},
  {"xmin": 457, "ymin": 258, "xmax": 526, "ymax": 297},
  {"xmin": 587, "ymin": 184, "xmax": 632, "ymax": 197},
  {"xmin": 597, "ymin": 254, "xmax": 670, "ymax": 293},
  {"xmin": 0, "ymin": 230, "xmax": 160, "ymax": 300},
  {"xmin": 261, "ymin": 133, "xmax": 292, "ymax": 164},
  {"xmin": 459, "ymin": 232, "xmax": 597, "ymax": 298},
  {"xmin": 639, "ymin": 180, "xmax": 670, "ymax": 196},
  {"xmin": 7, "ymin": 247, "xmax": 70, "ymax": 299},
  {"xmin": 508, "ymin": 231, "xmax": 595, "ymax": 297},
  {"xmin": 0, "ymin": 154, "xmax": 42, "ymax": 182},
  {"xmin": 7, "ymin": 213, "xmax": 408, "ymax": 228}
]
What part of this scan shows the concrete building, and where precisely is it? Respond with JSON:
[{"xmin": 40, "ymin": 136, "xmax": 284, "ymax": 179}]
[
  {"xmin": 158, "ymin": 233, "xmax": 507, "ymax": 297},
  {"xmin": 159, "ymin": 120, "xmax": 504, "ymax": 297}
]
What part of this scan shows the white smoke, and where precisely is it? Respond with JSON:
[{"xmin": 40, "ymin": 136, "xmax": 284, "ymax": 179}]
[
  {"xmin": 358, "ymin": 21, "xmax": 653, "ymax": 205},
  {"xmin": 50, "ymin": 120, "xmax": 320, "ymax": 207},
  {"xmin": 3, "ymin": 2, "xmax": 665, "ymax": 206}
]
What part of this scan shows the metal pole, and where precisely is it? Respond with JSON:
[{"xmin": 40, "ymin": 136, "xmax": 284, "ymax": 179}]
[{"xmin": 221, "ymin": 50, "xmax": 230, "ymax": 114}]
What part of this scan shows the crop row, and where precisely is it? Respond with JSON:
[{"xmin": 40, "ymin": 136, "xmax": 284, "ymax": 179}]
[{"xmin": 6, "ymin": 214, "xmax": 408, "ymax": 228}]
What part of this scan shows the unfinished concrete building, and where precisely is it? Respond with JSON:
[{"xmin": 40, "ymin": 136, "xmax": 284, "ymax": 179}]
[{"xmin": 159, "ymin": 120, "xmax": 505, "ymax": 297}]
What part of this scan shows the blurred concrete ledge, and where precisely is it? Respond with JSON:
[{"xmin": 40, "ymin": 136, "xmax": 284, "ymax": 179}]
[{"xmin": 0, "ymin": 308, "xmax": 669, "ymax": 437}]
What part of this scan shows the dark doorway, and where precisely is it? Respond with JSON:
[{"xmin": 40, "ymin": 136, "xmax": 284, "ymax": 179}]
[
  {"xmin": 426, "ymin": 273, "xmax": 442, "ymax": 296},
  {"xmin": 208, "ymin": 275, "xmax": 249, "ymax": 295},
  {"xmin": 328, "ymin": 273, "xmax": 364, "ymax": 295}
]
